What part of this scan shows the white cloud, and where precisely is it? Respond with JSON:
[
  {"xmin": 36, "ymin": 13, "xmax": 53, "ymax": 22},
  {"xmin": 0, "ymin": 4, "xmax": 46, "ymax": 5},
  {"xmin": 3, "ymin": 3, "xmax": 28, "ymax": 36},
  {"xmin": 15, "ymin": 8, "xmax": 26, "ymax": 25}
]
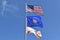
[
  {"xmin": 1, "ymin": 0, "xmax": 19, "ymax": 16},
  {"xmin": 1, "ymin": 0, "xmax": 7, "ymax": 16}
]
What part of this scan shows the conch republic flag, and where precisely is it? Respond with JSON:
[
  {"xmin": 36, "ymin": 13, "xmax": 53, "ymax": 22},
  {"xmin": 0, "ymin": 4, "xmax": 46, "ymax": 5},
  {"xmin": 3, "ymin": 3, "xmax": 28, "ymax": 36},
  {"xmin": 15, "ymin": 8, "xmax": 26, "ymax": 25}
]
[
  {"xmin": 27, "ymin": 16, "xmax": 43, "ymax": 28},
  {"xmin": 26, "ymin": 27, "xmax": 42, "ymax": 38},
  {"xmin": 26, "ymin": 4, "xmax": 44, "ymax": 15}
]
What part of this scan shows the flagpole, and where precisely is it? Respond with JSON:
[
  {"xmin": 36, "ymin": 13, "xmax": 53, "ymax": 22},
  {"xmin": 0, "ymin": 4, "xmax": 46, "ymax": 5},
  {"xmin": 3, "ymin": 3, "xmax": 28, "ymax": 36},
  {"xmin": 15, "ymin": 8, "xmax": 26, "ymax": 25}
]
[{"xmin": 25, "ymin": 3, "xmax": 27, "ymax": 40}]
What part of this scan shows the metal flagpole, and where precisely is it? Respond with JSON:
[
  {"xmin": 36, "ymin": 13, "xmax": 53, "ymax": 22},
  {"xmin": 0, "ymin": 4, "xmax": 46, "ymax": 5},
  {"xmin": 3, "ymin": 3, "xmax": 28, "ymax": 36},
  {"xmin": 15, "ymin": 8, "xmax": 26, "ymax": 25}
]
[{"xmin": 25, "ymin": 3, "xmax": 27, "ymax": 40}]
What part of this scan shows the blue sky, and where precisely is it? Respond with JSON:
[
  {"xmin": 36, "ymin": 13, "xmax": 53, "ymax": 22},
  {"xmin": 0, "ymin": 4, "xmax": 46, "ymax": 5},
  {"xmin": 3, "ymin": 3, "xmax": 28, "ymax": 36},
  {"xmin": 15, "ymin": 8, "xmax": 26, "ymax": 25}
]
[
  {"xmin": 0, "ymin": 0, "xmax": 25, "ymax": 40},
  {"xmin": 0, "ymin": 0, "xmax": 60, "ymax": 40}
]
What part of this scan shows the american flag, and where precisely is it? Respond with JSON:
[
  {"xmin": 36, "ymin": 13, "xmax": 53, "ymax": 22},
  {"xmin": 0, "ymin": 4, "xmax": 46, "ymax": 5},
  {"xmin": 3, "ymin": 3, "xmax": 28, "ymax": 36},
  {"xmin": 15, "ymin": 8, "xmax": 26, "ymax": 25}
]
[{"xmin": 26, "ymin": 4, "xmax": 44, "ymax": 15}]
